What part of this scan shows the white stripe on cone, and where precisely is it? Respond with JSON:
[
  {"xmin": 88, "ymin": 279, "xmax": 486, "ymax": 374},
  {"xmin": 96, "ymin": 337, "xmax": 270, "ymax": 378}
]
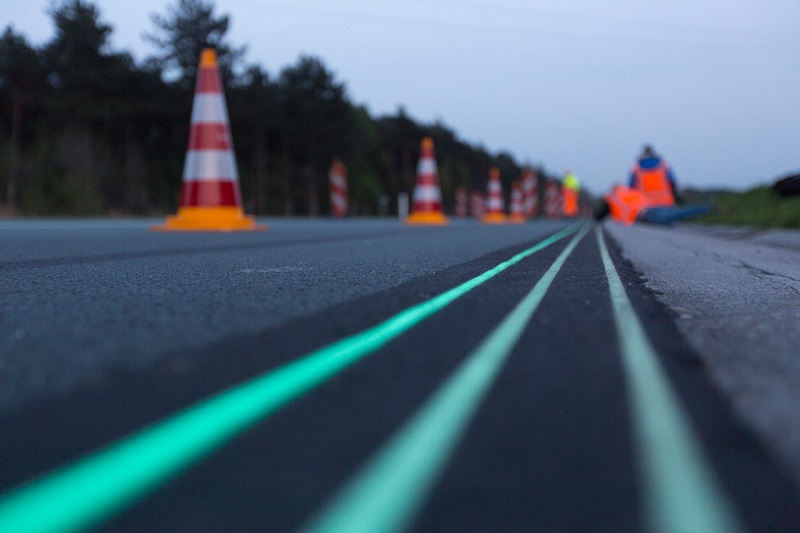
[
  {"xmin": 417, "ymin": 159, "xmax": 437, "ymax": 176},
  {"xmin": 190, "ymin": 94, "xmax": 229, "ymax": 125},
  {"xmin": 487, "ymin": 197, "xmax": 504, "ymax": 210},
  {"xmin": 183, "ymin": 150, "xmax": 238, "ymax": 180},
  {"xmin": 413, "ymin": 185, "xmax": 442, "ymax": 203}
]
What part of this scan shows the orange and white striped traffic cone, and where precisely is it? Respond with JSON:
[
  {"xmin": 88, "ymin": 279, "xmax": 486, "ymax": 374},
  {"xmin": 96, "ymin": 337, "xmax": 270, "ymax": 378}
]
[
  {"xmin": 153, "ymin": 48, "xmax": 265, "ymax": 232},
  {"xmin": 509, "ymin": 180, "xmax": 526, "ymax": 223},
  {"xmin": 481, "ymin": 167, "xmax": 508, "ymax": 224},
  {"xmin": 406, "ymin": 137, "xmax": 448, "ymax": 225},
  {"xmin": 522, "ymin": 168, "xmax": 538, "ymax": 217},
  {"xmin": 329, "ymin": 159, "xmax": 348, "ymax": 217}
]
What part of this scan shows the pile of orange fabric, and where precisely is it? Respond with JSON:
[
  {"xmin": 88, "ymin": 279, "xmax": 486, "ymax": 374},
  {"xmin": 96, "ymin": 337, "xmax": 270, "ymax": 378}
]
[{"xmin": 604, "ymin": 156, "xmax": 675, "ymax": 225}]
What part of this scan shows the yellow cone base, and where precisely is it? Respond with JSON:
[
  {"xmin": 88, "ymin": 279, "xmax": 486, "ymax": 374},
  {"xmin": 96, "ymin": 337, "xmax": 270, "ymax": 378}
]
[
  {"xmin": 151, "ymin": 206, "xmax": 268, "ymax": 232},
  {"xmin": 508, "ymin": 214, "xmax": 526, "ymax": 224},
  {"xmin": 406, "ymin": 211, "xmax": 449, "ymax": 225},
  {"xmin": 481, "ymin": 213, "xmax": 508, "ymax": 224}
]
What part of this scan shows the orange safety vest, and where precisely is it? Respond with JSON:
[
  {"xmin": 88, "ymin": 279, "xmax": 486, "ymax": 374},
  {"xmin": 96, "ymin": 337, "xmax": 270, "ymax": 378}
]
[
  {"xmin": 631, "ymin": 162, "xmax": 675, "ymax": 206},
  {"xmin": 604, "ymin": 186, "xmax": 651, "ymax": 225}
]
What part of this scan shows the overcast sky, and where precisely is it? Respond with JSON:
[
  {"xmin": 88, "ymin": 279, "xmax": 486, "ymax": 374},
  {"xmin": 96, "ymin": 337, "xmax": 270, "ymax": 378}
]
[{"xmin": 5, "ymin": 0, "xmax": 799, "ymax": 193}]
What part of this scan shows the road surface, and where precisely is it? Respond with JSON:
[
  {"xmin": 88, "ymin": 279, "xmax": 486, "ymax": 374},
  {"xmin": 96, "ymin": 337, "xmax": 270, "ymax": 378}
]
[{"xmin": 0, "ymin": 218, "xmax": 798, "ymax": 531}]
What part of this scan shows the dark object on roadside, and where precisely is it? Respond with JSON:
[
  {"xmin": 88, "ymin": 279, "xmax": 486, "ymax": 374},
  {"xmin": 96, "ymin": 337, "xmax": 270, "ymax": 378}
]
[
  {"xmin": 593, "ymin": 200, "xmax": 610, "ymax": 220},
  {"xmin": 639, "ymin": 205, "xmax": 712, "ymax": 225},
  {"xmin": 773, "ymin": 173, "xmax": 800, "ymax": 197},
  {"xmin": 593, "ymin": 200, "xmax": 710, "ymax": 225}
]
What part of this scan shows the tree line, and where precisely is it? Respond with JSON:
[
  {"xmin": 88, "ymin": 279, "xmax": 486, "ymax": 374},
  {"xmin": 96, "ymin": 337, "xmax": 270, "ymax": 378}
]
[{"xmin": 0, "ymin": 0, "xmax": 557, "ymax": 217}]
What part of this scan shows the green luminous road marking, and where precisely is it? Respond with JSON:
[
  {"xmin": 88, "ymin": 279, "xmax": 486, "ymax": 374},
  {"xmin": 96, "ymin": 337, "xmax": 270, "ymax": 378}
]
[
  {"xmin": 304, "ymin": 223, "xmax": 591, "ymax": 533},
  {"xmin": 595, "ymin": 226, "xmax": 743, "ymax": 533},
  {"xmin": 0, "ymin": 224, "xmax": 583, "ymax": 533}
]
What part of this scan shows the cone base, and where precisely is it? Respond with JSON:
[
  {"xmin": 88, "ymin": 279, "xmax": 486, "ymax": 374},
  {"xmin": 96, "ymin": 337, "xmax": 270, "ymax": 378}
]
[
  {"xmin": 508, "ymin": 214, "xmax": 527, "ymax": 223},
  {"xmin": 481, "ymin": 213, "xmax": 508, "ymax": 224},
  {"xmin": 151, "ymin": 206, "xmax": 268, "ymax": 232},
  {"xmin": 406, "ymin": 211, "xmax": 449, "ymax": 225}
]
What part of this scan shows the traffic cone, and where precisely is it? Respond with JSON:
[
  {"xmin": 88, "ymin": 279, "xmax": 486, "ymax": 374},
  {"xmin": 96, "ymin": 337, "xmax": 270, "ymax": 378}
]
[
  {"xmin": 329, "ymin": 158, "xmax": 348, "ymax": 217},
  {"xmin": 481, "ymin": 167, "xmax": 507, "ymax": 224},
  {"xmin": 509, "ymin": 180, "xmax": 526, "ymax": 223},
  {"xmin": 153, "ymin": 48, "xmax": 266, "ymax": 232},
  {"xmin": 406, "ymin": 137, "xmax": 448, "ymax": 225},
  {"xmin": 522, "ymin": 168, "xmax": 539, "ymax": 217}
]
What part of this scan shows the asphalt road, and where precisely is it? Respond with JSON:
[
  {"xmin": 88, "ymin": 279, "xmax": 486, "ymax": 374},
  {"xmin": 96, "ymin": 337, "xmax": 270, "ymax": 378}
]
[{"xmin": 0, "ymin": 218, "xmax": 798, "ymax": 532}]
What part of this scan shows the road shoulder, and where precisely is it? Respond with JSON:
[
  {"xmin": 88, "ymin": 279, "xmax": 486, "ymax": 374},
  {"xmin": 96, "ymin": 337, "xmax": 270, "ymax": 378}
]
[{"xmin": 604, "ymin": 221, "xmax": 800, "ymax": 484}]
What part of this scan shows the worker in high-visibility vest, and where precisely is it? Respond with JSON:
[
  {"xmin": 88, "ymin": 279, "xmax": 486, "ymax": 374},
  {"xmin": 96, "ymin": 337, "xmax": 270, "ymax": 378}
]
[
  {"xmin": 595, "ymin": 145, "xmax": 679, "ymax": 224},
  {"xmin": 562, "ymin": 171, "xmax": 580, "ymax": 217},
  {"xmin": 629, "ymin": 145, "xmax": 677, "ymax": 204}
]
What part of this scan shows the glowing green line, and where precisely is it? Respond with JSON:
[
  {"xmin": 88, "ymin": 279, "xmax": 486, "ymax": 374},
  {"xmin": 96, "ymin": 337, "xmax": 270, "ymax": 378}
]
[
  {"xmin": 0, "ymin": 223, "xmax": 582, "ymax": 533},
  {"xmin": 596, "ymin": 226, "xmax": 743, "ymax": 533},
  {"xmin": 303, "ymin": 223, "xmax": 591, "ymax": 533}
]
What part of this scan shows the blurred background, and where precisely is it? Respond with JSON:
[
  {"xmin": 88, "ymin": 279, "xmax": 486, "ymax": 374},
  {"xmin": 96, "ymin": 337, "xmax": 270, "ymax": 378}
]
[{"xmin": 1, "ymin": 0, "xmax": 798, "ymax": 222}]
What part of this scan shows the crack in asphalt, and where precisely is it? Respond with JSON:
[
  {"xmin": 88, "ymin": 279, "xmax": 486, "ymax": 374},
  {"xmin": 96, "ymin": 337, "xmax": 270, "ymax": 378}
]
[
  {"xmin": 663, "ymin": 237, "xmax": 800, "ymax": 296},
  {"xmin": 737, "ymin": 261, "xmax": 800, "ymax": 297},
  {"xmin": 688, "ymin": 226, "xmax": 800, "ymax": 252}
]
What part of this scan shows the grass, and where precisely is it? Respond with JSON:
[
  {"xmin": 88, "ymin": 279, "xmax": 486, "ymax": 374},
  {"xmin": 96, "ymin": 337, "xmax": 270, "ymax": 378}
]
[{"xmin": 694, "ymin": 186, "xmax": 800, "ymax": 229}]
